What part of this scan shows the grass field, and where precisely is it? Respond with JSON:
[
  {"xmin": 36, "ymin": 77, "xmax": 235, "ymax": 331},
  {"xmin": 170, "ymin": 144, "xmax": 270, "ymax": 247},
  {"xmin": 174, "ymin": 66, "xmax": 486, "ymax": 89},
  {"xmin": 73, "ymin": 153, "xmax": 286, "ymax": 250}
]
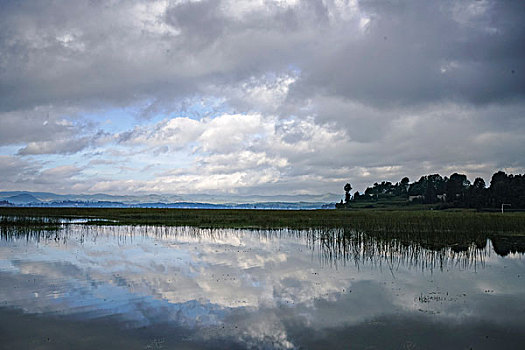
[
  {"xmin": 1, "ymin": 206, "xmax": 524, "ymax": 232},
  {"xmin": 1, "ymin": 207, "xmax": 524, "ymax": 254}
]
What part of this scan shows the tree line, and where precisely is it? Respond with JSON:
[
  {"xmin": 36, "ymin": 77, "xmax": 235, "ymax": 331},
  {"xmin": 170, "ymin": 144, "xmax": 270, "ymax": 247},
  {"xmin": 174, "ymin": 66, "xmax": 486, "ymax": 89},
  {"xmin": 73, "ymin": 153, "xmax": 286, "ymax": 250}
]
[{"xmin": 336, "ymin": 171, "xmax": 525, "ymax": 210}]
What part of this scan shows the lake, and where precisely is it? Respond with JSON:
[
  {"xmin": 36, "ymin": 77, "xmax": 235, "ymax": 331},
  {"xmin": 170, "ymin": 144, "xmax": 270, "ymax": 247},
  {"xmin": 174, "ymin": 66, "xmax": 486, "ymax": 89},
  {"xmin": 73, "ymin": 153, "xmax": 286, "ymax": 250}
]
[{"xmin": 1, "ymin": 224, "xmax": 524, "ymax": 349}]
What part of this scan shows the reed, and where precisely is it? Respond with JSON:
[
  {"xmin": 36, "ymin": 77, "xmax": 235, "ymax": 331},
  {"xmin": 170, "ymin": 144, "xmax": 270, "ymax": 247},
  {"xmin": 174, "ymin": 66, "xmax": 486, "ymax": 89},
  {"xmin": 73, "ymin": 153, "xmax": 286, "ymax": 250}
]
[
  {"xmin": 1, "ymin": 208, "xmax": 524, "ymax": 253},
  {"xmin": 1, "ymin": 207, "xmax": 523, "ymax": 234},
  {"xmin": 0, "ymin": 215, "xmax": 61, "ymax": 241}
]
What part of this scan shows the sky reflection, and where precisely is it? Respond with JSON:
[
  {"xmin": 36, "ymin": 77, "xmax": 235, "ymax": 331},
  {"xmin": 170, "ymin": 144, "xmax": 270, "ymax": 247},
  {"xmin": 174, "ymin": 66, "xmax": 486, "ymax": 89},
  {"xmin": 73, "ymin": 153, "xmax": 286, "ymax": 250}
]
[{"xmin": 1, "ymin": 225, "xmax": 524, "ymax": 349}]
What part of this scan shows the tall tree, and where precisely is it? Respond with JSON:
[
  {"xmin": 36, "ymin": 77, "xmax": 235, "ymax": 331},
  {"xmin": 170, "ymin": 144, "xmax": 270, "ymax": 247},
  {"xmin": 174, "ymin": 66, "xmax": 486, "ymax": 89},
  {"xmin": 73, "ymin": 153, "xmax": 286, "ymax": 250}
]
[
  {"xmin": 398, "ymin": 177, "xmax": 410, "ymax": 197},
  {"xmin": 489, "ymin": 171, "xmax": 510, "ymax": 207},
  {"xmin": 466, "ymin": 177, "xmax": 487, "ymax": 209},
  {"xmin": 409, "ymin": 174, "xmax": 445, "ymax": 203},
  {"xmin": 445, "ymin": 173, "xmax": 470, "ymax": 204},
  {"xmin": 344, "ymin": 183, "xmax": 352, "ymax": 204}
]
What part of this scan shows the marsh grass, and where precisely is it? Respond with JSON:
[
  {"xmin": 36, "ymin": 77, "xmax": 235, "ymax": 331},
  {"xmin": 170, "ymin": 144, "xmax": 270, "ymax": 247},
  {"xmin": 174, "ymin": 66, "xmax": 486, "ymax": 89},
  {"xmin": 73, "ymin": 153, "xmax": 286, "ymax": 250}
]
[
  {"xmin": 0, "ymin": 215, "xmax": 61, "ymax": 229},
  {"xmin": 0, "ymin": 215, "xmax": 61, "ymax": 241},
  {"xmin": 0, "ymin": 208, "xmax": 524, "ymax": 253},
  {"xmin": 0, "ymin": 222, "xmax": 493, "ymax": 272},
  {"xmin": 0, "ymin": 207, "xmax": 523, "ymax": 230},
  {"xmin": 312, "ymin": 227, "xmax": 488, "ymax": 272}
]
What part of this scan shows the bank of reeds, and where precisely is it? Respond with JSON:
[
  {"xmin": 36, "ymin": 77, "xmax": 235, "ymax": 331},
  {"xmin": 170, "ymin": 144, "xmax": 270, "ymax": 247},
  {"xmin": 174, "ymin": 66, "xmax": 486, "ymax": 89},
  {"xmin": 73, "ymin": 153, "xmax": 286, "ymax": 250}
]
[
  {"xmin": 0, "ymin": 222, "xmax": 495, "ymax": 272},
  {"xmin": 0, "ymin": 215, "xmax": 61, "ymax": 241},
  {"xmin": 0, "ymin": 207, "xmax": 523, "ymax": 233},
  {"xmin": 1, "ymin": 207, "xmax": 524, "ymax": 255}
]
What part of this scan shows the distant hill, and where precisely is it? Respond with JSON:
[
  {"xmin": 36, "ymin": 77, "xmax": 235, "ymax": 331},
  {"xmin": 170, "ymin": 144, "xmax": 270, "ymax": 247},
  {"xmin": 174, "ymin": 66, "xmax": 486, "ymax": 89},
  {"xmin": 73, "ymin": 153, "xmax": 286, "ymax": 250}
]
[
  {"xmin": 0, "ymin": 191, "xmax": 184, "ymax": 205},
  {"xmin": 5, "ymin": 193, "xmax": 41, "ymax": 205},
  {"xmin": 0, "ymin": 191, "xmax": 338, "ymax": 209}
]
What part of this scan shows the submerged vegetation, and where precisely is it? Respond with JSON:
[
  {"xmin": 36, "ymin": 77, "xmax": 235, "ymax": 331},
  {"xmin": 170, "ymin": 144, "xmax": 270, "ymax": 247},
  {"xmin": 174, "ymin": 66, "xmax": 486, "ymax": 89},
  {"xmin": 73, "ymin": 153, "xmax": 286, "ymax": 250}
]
[
  {"xmin": 0, "ymin": 215, "xmax": 61, "ymax": 241},
  {"xmin": 0, "ymin": 215, "xmax": 61, "ymax": 230}
]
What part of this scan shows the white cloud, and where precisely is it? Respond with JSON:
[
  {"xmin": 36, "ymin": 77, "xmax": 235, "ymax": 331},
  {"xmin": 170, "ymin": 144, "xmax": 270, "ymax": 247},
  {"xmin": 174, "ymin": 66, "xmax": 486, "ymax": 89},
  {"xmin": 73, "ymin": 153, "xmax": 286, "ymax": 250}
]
[
  {"xmin": 199, "ymin": 114, "xmax": 268, "ymax": 153},
  {"xmin": 119, "ymin": 117, "xmax": 203, "ymax": 149},
  {"xmin": 17, "ymin": 138, "xmax": 90, "ymax": 155}
]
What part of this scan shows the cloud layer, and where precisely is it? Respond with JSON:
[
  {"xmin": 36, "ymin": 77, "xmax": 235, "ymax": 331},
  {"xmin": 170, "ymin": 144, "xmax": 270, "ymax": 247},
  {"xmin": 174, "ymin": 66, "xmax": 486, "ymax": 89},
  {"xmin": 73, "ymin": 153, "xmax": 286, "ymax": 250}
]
[{"xmin": 1, "ymin": 0, "xmax": 524, "ymax": 195}]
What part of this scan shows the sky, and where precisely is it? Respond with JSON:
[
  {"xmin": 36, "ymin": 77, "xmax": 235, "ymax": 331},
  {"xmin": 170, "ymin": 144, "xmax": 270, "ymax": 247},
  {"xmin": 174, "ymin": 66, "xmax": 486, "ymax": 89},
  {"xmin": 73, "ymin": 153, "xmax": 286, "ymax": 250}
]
[{"xmin": 1, "ymin": 0, "xmax": 524, "ymax": 197}]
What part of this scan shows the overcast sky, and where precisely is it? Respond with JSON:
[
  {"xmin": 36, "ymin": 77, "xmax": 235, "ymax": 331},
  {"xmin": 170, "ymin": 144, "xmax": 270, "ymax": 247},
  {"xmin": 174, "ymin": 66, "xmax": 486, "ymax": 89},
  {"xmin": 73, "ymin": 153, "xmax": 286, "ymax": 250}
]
[{"xmin": 1, "ymin": 0, "xmax": 524, "ymax": 196}]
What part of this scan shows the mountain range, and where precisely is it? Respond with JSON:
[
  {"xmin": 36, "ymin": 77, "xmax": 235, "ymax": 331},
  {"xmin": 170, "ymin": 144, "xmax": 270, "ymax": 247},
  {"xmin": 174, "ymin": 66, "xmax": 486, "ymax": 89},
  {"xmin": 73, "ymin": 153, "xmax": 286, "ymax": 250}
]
[{"xmin": 0, "ymin": 191, "xmax": 339, "ymax": 209}]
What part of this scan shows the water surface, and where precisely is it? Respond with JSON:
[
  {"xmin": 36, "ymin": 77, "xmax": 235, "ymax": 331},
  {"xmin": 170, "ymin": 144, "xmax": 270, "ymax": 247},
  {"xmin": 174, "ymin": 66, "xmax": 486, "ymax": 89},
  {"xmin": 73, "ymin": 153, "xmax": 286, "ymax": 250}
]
[{"xmin": 1, "ymin": 225, "xmax": 524, "ymax": 349}]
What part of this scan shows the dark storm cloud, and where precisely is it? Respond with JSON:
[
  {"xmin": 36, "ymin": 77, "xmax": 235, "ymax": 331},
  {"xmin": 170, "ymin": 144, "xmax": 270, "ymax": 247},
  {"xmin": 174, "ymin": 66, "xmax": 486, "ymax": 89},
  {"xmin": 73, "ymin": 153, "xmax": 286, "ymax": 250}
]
[
  {"xmin": 166, "ymin": 0, "xmax": 227, "ymax": 48},
  {"xmin": 289, "ymin": 0, "xmax": 525, "ymax": 108},
  {"xmin": 1, "ymin": 0, "xmax": 523, "ymax": 113}
]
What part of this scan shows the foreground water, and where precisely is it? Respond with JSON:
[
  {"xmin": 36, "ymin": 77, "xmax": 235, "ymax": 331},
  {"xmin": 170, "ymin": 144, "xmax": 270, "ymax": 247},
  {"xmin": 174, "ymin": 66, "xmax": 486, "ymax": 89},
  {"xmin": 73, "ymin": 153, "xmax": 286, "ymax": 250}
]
[{"xmin": 0, "ymin": 225, "xmax": 524, "ymax": 349}]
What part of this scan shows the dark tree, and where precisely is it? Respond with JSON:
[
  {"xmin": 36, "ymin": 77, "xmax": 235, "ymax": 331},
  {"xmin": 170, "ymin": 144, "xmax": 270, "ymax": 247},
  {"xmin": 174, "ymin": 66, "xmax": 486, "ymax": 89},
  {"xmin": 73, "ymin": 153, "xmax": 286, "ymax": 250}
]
[
  {"xmin": 445, "ymin": 173, "xmax": 470, "ymax": 204},
  {"xmin": 489, "ymin": 172, "xmax": 525, "ymax": 209},
  {"xmin": 336, "ymin": 171, "xmax": 525, "ymax": 210},
  {"xmin": 344, "ymin": 183, "xmax": 352, "ymax": 204},
  {"xmin": 392, "ymin": 177, "xmax": 410, "ymax": 198},
  {"xmin": 466, "ymin": 177, "xmax": 487, "ymax": 209},
  {"xmin": 409, "ymin": 174, "xmax": 445, "ymax": 203},
  {"xmin": 364, "ymin": 181, "xmax": 397, "ymax": 200},
  {"xmin": 489, "ymin": 171, "xmax": 510, "ymax": 207},
  {"xmin": 399, "ymin": 177, "xmax": 409, "ymax": 193},
  {"xmin": 473, "ymin": 177, "xmax": 486, "ymax": 189}
]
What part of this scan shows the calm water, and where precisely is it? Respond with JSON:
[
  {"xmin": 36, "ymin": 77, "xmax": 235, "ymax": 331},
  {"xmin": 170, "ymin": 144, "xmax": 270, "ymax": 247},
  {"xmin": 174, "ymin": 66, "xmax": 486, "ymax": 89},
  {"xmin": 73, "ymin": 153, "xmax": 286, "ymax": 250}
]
[{"xmin": 1, "ymin": 225, "xmax": 524, "ymax": 349}]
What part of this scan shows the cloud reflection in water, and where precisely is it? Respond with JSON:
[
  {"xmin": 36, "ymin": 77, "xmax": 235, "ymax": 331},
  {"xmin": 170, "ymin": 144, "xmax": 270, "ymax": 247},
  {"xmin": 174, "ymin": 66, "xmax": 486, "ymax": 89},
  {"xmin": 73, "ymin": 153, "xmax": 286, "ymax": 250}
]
[{"xmin": 1, "ymin": 225, "xmax": 524, "ymax": 349}]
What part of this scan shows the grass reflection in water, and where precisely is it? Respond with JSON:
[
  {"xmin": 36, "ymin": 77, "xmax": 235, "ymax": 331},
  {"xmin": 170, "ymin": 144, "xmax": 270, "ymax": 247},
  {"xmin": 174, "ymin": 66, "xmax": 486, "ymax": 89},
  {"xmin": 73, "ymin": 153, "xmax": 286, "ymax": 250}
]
[{"xmin": 2, "ymin": 221, "xmax": 514, "ymax": 273}]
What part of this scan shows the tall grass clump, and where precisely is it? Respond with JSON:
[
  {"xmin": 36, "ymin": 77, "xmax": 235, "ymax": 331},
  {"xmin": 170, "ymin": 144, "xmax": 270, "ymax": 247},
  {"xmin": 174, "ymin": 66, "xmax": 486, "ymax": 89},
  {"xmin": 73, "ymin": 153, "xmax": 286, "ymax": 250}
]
[{"xmin": 0, "ymin": 215, "xmax": 61, "ymax": 241}]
